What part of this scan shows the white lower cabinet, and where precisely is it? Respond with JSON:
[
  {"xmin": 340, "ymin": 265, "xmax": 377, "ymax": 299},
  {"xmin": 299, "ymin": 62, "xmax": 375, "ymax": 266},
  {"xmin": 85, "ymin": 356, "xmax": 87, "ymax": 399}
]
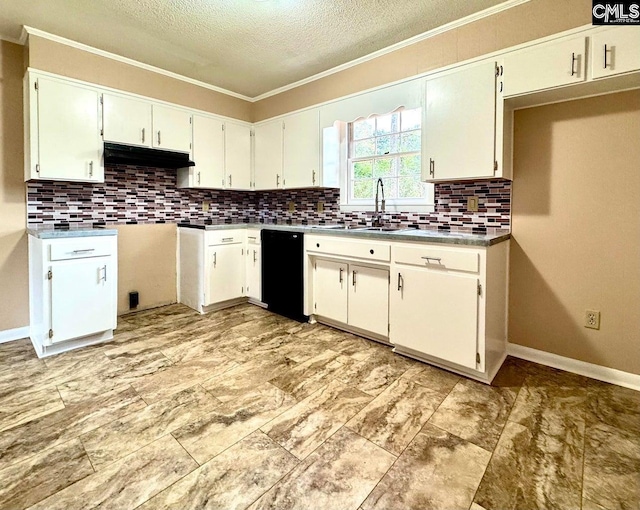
[
  {"xmin": 245, "ymin": 230, "xmax": 262, "ymax": 301},
  {"xmin": 311, "ymin": 257, "xmax": 389, "ymax": 340},
  {"xmin": 389, "ymin": 241, "xmax": 509, "ymax": 383},
  {"xmin": 178, "ymin": 228, "xmax": 248, "ymax": 313},
  {"xmin": 28, "ymin": 234, "xmax": 118, "ymax": 357},
  {"xmin": 205, "ymin": 244, "xmax": 245, "ymax": 305}
]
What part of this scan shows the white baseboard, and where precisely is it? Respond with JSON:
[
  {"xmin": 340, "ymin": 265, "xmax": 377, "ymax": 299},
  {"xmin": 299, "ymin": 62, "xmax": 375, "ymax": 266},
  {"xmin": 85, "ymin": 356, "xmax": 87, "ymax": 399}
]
[
  {"xmin": 508, "ymin": 343, "xmax": 640, "ymax": 392},
  {"xmin": 0, "ymin": 326, "xmax": 30, "ymax": 344}
]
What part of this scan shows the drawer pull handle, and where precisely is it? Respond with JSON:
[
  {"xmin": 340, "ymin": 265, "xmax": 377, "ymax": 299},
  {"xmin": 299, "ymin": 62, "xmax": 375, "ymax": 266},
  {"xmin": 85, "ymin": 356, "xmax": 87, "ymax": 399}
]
[
  {"xmin": 72, "ymin": 249, "xmax": 95, "ymax": 254},
  {"xmin": 316, "ymin": 243, "xmax": 320, "ymax": 248},
  {"xmin": 370, "ymin": 249, "xmax": 374, "ymax": 254},
  {"xmin": 421, "ymin": 256, "xmax": 442, "ymax": 263},
  {"xmin": 222, "ymin": 237, "xmax": 233, "ymax": 242}
]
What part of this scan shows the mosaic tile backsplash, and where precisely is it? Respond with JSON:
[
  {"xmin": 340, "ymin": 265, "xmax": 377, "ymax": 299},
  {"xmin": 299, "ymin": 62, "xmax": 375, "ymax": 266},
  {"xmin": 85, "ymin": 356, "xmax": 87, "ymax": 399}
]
[{"xmin": 27, "ymin": 165, "xmax": 511, "ymax": 233}]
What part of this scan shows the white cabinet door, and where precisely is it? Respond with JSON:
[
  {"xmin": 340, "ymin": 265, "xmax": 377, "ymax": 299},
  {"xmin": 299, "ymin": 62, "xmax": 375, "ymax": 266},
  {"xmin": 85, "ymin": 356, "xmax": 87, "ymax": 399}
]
[
  {"xmin": 254, "ymin": 120, "xmax": 283, "ymax": 190},
  {"xmin": 424, "ymin": 62, "xmax": 497, "ymax": 181},
  {"xmin": 152, "ymin": 105, "xmax": 192, "ymax": 153},
  {"xmin": 591, "ymin": 28, "xmax": 640, "ymax": 79},
  {"xmin": 192, "ymin": 114, "xmax": 225, "ymax": 188},
  {"xmin": 314, "ymin": 259, "xmax": 348, "ymax": 323},
  {"xmin": 246, "ymin": 246, "xmax": 261, "ymax": 301},
  {"xmin": 50, "ymin": 257, "xmax": 115, "ymax": 343},
  {"xmin": 348, "ymin": 265, "xmax": 389, "ymax": 337},
  {"xmin": 503, "ymin": 36, "xmax": 587, "ymax": 97},
  {"xmin": 225, "ymin": 122, "xmax": 252, "ymax": 190},
  {"xmin": 36, "ymin": 78, "xmax": 102, "ymax": 182},
  {"xmin": 390, "ymin": 267, "xmax": 479, "ymax": 370},
  {"xmin": 205, "ymin": 244, "xmax": 245, "ymax": 305},
  {"xmin": 103, "ymin": 94, "xmax": 152, "ymax": 147},
  {"xmin": 283, "ymin": 109, "xmax": 320, "ymax": 188}
]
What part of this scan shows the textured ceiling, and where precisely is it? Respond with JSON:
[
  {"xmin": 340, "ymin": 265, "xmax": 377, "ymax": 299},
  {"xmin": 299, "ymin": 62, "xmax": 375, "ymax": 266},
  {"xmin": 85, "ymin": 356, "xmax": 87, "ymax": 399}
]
[{"xmin": 0, "ymin": 0, "xmax": 507, "ymax": 97}]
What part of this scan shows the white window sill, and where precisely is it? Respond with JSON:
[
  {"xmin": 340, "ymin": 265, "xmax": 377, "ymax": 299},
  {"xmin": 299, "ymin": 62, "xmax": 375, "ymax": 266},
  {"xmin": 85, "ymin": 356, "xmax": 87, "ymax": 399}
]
[{"xmin": 339, "ymin": 203, "xmax": 435, "ymax": 213}]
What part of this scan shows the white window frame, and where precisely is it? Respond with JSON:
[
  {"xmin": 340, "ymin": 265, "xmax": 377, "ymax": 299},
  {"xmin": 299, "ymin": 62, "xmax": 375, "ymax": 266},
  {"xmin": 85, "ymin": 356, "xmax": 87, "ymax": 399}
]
[{"xmin": 337, "ymin": 111, "xmax": 435, "ymax": 213}]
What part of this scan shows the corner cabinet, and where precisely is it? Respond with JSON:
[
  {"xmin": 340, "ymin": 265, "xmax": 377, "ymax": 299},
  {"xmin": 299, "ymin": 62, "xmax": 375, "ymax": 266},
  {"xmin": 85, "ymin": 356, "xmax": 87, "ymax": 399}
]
[
  {"xmin": 25, "ymin": 73, "xmax": 103, "ymax": 182},
  {"xmin": 178, "ymin": 228, "xmax": 247, "ymax": 313},
  {"xmin": 423, "ymin": 61, "xmax": 511, "ymax": 182},
  {"xmin": 28, "ymin": 233, "xmax": 118, "ymax": 357},
  {"xmin": 390, "ymin": 240, "xmax": 509, "ymax": 383}
]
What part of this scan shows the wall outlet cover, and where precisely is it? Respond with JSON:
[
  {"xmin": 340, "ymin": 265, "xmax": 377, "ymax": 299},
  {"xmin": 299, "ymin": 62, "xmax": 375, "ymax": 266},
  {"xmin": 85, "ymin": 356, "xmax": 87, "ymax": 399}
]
[
  {"xmin": 467, "ymin": 196, "xmax": 479, "ymax": 212},
  {"xmin": 317, "ymin": 202, "xmax": 324, "ymax": 213},
  {"xmin": 585, "ymin": 310, "xmax": 601, "ymax": 330},
  {"xmin": 202, "ymin": 201, "xmax": 210, "ymax": 212},
  {"xmin": 288, "ymin": 201, "xmax": 295, "ymax": 212}
]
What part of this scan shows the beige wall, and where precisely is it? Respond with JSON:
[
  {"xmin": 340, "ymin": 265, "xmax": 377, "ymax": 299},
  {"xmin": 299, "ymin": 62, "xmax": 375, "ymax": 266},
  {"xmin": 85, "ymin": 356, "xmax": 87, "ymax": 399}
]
[
  {"xmin": 0, "ymin": 41, "xmax": 28, "ymax": 331},
  {"xmin": 28, "ymin": 35, "xmax": 252, "ymax": 122},
  {"xmin": 253, "ymin": 0, "xmax": 592, "ymax": 121},
  {"xmin": 509, "ymin": 90, "xmax": 640, "ymax": 375},
  {"xmin": 114, "ymin": 224, "xmax": 177, "ymax": 315}
]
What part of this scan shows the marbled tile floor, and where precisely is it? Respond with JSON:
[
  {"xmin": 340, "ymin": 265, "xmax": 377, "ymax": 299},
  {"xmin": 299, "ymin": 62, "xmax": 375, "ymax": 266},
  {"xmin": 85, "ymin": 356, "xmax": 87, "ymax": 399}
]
[{"xmin": 1, "ymin": 304, "xmax": 639, "ymax": 510}]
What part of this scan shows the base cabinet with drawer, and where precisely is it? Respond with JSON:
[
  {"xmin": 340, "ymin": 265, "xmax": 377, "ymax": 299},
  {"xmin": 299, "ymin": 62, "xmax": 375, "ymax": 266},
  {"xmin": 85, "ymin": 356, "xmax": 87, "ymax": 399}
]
[
  {"xmin": 390, "ymin": 240, "xmax": 509, "ymax": 383},
  {"xmin": 28, "ymin": 233, "xmax": 118, "ymax": 357},
  {"xmin": 179, "ymin": 228, "xmax": 247, "ymax": 313}
]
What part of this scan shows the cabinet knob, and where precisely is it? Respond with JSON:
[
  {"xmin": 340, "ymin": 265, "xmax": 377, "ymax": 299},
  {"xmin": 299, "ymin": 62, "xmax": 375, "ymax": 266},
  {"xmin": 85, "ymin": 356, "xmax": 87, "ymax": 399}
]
[
  {"xmin": 316, "ymin": 243, "xmax": 320, "ymax": 248},
  {"xmin": 370, "ymin": 249, "xmax": 374, "ymax": 254}
]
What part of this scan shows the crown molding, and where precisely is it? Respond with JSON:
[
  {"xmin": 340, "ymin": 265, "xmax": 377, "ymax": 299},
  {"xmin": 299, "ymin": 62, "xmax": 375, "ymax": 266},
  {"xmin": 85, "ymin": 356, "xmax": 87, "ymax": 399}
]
[
  {"xmin": 21, "ymin": 26, "xmax": 253, "ymax": 102},
  {"xmin": 17, "ymin": 0, "xmax": 529, "ymax": 103},
  {"xmin": 251, "ymin": 0, "xmax": 531, "ymax": 101}
]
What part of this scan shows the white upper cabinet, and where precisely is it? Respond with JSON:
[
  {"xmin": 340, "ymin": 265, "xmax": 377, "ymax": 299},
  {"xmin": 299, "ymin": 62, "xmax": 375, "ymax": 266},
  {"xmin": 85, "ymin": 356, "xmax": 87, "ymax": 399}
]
[
  {"xmin": 103, "ymin": 94, "xmax": 152, "ymax": 147},
  {"xmin": 503, "ymin": 36, "xmax": 587, "ymax": 97},
  {"xmin": 225, "ymin": 122, "xmax": 252, "ymax": 190},
  {"xmin": 283, "ymin": 109, "xmax": 320, "ymax": 189},
  {"xmin": 26, "ymin": 75, "xmax": 103, "ymax": 182},
  {"xmin": 591, "ymin": 28, "xmax": 640, "ymax": 79},
  {"xmin": 254, "ymin": 119, "xmax": 284, "ymax": 190},
  {"xmin": 423, "ymin": 61, "xmax": 499, "ymax": 181},
  {"xmin": 152, "ymin": 104, "xmax": 192, "ymax": 153},
  {"xmin": 192, "ymin": 114, "xmax": 225, "ymax": 188}
]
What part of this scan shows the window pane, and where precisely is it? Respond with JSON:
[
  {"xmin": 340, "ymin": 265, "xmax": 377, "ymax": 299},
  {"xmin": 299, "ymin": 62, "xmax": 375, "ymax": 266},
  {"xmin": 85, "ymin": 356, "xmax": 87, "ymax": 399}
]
[
  {"xmin": 352, "ymin": 179, "xmax": 374, "ymax": 199},
  {"xmin": 400, "ymin": 132, "xmax": 420, "ymax": 153},
  {"xmin": 399, "ymin": 155, "xmax": 421, "ymax": 175},
  {"xmin": 375, "ymin": 112, "xmax": 400, "ymax": 135},
  {"xmin": 353, "ymin": 139, "xmax": 375, "ymax": 158},
  {"xmin": 352, "ymin": 161, "xmax": 373, "ymax": 179},
  {"xmin": 382, "ymin": 177, "xmax": 398, "ymax": 199},
  {"xmin": 401, "ymin": 108, "xmax": 421, "ymax": 131},
  {"xmin": 399, "ymin": 175, "xmax": 424, "ymax": 199},
  {"xmin": 352, "ymin": 118, "xmax": 375, "ymax": 140},
  {"xmin": 373, "ymin": 158, "xmax": 394, "ymax": 178},
  {"xmin": 375, "ymin": 135, "xmax": 399, "ymax": 156}
]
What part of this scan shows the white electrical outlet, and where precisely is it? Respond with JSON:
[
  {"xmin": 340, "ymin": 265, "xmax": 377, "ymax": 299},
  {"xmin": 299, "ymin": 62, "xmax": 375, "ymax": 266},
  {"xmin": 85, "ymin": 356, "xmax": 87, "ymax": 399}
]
[
  {"xmin": 585, "ymin": 310, "xmax": 601, "ymax": 330},
  {"xmin": 202, "ymin": 201, "xmax": 209, "ymax": 212}
]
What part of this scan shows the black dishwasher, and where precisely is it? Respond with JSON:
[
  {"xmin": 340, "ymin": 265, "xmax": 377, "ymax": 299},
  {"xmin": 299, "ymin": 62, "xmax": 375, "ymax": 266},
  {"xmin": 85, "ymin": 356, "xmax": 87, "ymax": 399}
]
[{"xmin": 261, "ymin": 229, "xmax": 307, "ymax": 322}]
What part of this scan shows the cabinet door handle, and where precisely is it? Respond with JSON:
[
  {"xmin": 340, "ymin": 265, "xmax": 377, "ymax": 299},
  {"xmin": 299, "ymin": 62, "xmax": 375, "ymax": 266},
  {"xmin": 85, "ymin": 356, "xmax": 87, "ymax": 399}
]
[
  {"xmin": 142, "ymin": 128, "xmax": 145, "ymax": 144},
  {"xmin": 352, "ymin": 270, "xmax": 357, "ymax": 287},
  {"xmin": 253, "ymin": 250, "xmax": 257, "ymax": 263},
  {"xmin": 229, "ymin": 174, "xmax": 232, "ymax": 187},
  {"xmin": 157, "ymin": 131, "xmax": 161, "ymax": 145},
  {"xmin": 570, "ymin": 52, "xmax": 578, "ymax": 76},
  {"xmin": 397, "ymin": 272, "xmax": 403, "ymax": 291},
  {"xmin": 103, "ymin": 265, "xmax": 107, "ymax": 282},
  {"xmin": 197, "ymin": 172, "xmax": 201, "ymax": 185},
  {"xmin": 429, "ymin": 158, "xmax": 435, "ymax": 177},
  {"xmin": 312, "ymin": 170, "xmax": 316, "ymax": 185},
  {"xmin": 421, "ymin": 256, "xmax": 442, "ymax": 263},
  {"xmin": 276, "ymin": 174, "xmax": 280, "ymax": 187},
  {"xmin": 604, "ymin": 44, "xmax": 611, "ymax": 69},
  {"xmin": 339, "ymin": 267, "xmax": 343, "ymax": 283},
  {"xmin": 213, "ymin": 252, "xmax": 217, "ymax": 268},
  {"xmin": 89, "ymin": 161, "xmax": 94, "ymax": 177}
]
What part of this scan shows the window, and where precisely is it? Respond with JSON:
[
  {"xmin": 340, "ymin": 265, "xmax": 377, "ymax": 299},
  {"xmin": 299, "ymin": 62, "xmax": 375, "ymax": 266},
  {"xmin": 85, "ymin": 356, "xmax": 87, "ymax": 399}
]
[{"xmin": 347, "ymin": 108, "xmax": 428, "ymax": 208}]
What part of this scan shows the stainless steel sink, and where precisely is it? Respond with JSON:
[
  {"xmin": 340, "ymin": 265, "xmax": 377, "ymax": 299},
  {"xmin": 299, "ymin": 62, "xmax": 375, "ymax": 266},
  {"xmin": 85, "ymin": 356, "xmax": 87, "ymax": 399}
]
[{"xmin": 361, "ymin": 226, "xmax": 410, "ymax": 232}]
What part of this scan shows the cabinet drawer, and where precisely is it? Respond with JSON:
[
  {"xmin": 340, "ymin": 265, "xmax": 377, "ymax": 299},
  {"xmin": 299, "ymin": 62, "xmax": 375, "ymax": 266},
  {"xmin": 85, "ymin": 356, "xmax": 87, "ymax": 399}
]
[
  {"xmin": 49, "ymin": 237, "xmax": 114, "ymax": 261},
  {"xmin": 246, "ymin": 229, "xmax": 261, "ymax": 245},
  {"xmin": 307, "ymin": 236, "xmax": 390, "ymax": 262},
  {"xmin": 393, "ymin": 244, "xmax": 479, "ymax": 273},
  {"xmin": 205, "ymin": 230, "xmax": 245, "ymax": 246}
]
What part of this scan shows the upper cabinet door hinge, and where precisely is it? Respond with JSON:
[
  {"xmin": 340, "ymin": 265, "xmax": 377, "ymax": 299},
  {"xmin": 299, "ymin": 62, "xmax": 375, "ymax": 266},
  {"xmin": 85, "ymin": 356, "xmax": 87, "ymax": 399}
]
[
  {"xmin": 47, "ymin": 270, "xmax": 52, "ymax": 280},
  {"xmin": 478, "ymin": 283, "xmax": 482, "ymax": 296}
]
